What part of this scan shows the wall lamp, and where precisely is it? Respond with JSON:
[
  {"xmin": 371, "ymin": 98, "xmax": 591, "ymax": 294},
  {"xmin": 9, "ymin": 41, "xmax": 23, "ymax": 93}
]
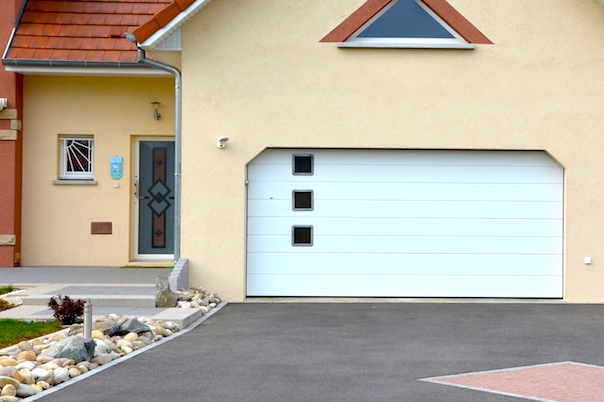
[
  {"xmin": 217, "ymin": 137, "xmax": 229, "ymax": 148},
  {"xmin": 151, "ymin": 101, "xmax": 161, "ymax": 120},
  {"xmin": 0, "ymin": 99, "xmax": 7, "ymax": 112}
]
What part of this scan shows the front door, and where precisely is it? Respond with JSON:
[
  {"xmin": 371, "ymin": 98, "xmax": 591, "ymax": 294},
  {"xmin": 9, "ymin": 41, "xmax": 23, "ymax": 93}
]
[{"xmin": 134, "ymin": 138, "xmax": 175, "ymax": 260}]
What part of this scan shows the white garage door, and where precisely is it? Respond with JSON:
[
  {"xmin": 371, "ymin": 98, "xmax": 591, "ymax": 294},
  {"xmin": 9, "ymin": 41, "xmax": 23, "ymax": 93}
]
[{"xmin": 246, "ymin": 149, "xmax": 563, "ymax": 298}]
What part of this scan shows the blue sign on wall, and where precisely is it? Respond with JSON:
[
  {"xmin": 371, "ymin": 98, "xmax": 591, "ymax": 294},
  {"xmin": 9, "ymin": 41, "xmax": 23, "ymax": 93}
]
[{"xmin": 110, "ymin": 156, "xmax": 123, "ymax": 179}]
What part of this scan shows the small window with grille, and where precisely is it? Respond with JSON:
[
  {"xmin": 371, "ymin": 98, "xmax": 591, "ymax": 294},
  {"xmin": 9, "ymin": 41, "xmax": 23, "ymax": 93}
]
[{"xmin": 58, "ymin": 135, "xmax": 94, "ymax": 180}]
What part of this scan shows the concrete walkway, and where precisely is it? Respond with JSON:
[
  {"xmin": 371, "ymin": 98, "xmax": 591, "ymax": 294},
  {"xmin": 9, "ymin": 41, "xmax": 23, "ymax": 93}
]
[
  {"xmin": 27, "ymin": 302, "xmax": 604, "ymax": 401},
  {"xmin": 0, "ymin": 266, "xmax": 202, "ymax": 328}
]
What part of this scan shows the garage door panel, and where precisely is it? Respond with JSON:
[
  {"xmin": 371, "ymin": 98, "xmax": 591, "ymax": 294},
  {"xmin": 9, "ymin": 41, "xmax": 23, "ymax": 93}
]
[
  {"xmin": 248, "ymin": 234, "xmax": 561, "ymax": 254},
  {"xmin": 249, "ymin": 164, "xmax": 562, "ymax": 184},
  {"xmin": 247, "ymin": 254, "xmax": 562, "ymax": 276},
  {"xmin": 247, "ymin": 217, "xmax": 562, "ymax": 237},
  {"xmin": 248, "ymin": 182, "xmax": 563, "ymax": 202},
  {"xmin": 246, "ymin": 275, "xmax": 562, "ymax": 298},
  {"xmin": 248, "ymin": 200, "xmax": 562, "ymax": 219},
  {"xmin": 247, "ymin": 149, "xmax": 563, "ymax": 298}
]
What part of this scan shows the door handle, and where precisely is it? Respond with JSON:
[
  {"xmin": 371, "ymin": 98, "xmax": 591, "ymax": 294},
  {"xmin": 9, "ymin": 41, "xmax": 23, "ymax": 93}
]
[{"xmin": 134, "ymin": 178, "xmax": 150, "ymax": 199}]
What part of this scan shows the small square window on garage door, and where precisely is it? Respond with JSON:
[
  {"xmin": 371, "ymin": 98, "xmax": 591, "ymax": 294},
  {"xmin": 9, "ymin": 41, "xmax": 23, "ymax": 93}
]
[
  {"xmin": 293, "ymin": 154, "xmax": 313, "ymax": 175},
  {"xmin": 292, "ymin": 226, "xmax": 313, "ymax": 246},
  {"xmin": 293, "ymin": 190, "xmax": 313, "ymax": 211}
]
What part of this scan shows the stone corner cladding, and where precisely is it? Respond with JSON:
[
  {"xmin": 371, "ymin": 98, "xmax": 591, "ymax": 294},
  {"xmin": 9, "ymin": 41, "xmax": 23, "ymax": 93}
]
[{"xmin": 0, "ymin": 302, "xmax": 219, "ymax": 400}]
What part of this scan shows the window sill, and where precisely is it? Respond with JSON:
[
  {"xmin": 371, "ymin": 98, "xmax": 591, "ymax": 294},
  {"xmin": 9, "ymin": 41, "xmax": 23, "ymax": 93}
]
[
  {"xmin": 52, "ymin": 180, "xmax": 98, "ymax": 185},
  {"xmin": 337, "ymin": 42, "xmax": 475, "ymax": 49}
]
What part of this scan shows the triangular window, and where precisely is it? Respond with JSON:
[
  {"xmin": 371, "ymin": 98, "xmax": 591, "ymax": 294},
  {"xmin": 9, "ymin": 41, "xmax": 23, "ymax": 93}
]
[
  {"xmin": 347, "ymin": 0, "xmax": 470, "ymax": 48},
  {"xmin": 321, "ymin": 0, "xmax": 492, "ymax": 49}
]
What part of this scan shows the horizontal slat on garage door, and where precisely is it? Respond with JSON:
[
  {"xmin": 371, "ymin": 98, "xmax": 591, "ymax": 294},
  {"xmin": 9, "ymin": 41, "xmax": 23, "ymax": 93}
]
[
  {"xmin": 247, "ymin": 254, "xmax": 562, "ymax": 276},
  {"xmin": 249, "ymin": 164, "xmax": 562, "ymax": 184},
  {"xmin": 246, "ymin": 149, "xmax": 563, "ymax": 298},
  {"xmin": 253, "ymin": 149, "xmax": 559, "ymax": 166},
  {"xmin": 249, "ymin": 182, "xmax": 563, "ymax": 202},
  {"xmin": 246, "ymin": 275, "xmax": 562, "ymax": 298},
  {"xmin": 248, "ymin": 218, "xmax": 562, "ymax": 237},
  {"xmin": 247, "ymin": 235, "xmax": 561, "ymax": 254},
  {"xmin": 248, "ymin": 200, "xmax": 562, "ymax": 219}
]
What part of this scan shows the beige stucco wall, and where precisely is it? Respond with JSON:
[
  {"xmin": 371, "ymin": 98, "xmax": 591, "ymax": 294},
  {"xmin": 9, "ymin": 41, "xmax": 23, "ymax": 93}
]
[
  {"xmin": 21, "ymin": 75, "xmax": 174, "ymax": 266},
  {"xmin": 178, "ymin": 0, "xmax": 604, "ymax": 301}
]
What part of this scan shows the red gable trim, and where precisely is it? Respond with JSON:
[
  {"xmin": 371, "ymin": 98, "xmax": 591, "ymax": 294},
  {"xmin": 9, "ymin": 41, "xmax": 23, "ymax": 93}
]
[
  {"xmin": 321, "ymin": 0, "xmax": 390, "ymax": 43},
  {"xmin": 133, "ymin": 0, "xmax": 196, "ymax": 43},
  {"xmin": 320, "ymin": 0, "xmax": 492, "ymax": 44}
]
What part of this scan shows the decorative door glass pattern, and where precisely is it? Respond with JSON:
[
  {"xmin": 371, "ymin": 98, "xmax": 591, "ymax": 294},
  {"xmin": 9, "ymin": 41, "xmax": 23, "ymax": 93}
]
[{"xmin": 138, "ymin": 141, "xmax": 175, "ymax": 255}]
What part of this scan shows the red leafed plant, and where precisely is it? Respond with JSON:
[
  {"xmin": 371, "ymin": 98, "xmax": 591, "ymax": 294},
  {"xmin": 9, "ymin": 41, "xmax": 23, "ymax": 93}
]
[{"xmin": 47, "ymin": 295, "xmax": 85, "ymax": 325}]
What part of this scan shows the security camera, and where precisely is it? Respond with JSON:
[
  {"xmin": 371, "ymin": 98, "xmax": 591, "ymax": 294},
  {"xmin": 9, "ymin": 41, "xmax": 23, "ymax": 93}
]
[
  {"xmin": 217, "ymin": 137, "xmax": 229, "ymax": 148},
  {"xmin": 0, "ymin": 99, "xmax": 7, "ymax": 112}
]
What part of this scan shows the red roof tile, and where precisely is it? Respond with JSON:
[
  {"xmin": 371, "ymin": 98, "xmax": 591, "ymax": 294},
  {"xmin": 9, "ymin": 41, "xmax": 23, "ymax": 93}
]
[
  {"xmin": 48, "ymin": 49, "xmax": 71, "ymax": 60},
  {"xmin": 9, "ymin": 48, "xmax": 36, "ymax": 59},
  {"xmin": 5, "ymin": 0, "xmax": 175, "ymax": 63},
  {"xmin": 9, "ymin": 48, "xmax": 37, "ymax": 59}
]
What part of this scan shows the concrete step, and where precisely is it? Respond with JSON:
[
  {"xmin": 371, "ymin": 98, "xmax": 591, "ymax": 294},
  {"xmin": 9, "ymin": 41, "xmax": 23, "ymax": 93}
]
[
  {"xmin": 16, "ymin": 284, "xmax": 157, "ymax": 308},
  {"xmin": 22, "ymin": 295, "xmax": 156, "ymax": 308}
]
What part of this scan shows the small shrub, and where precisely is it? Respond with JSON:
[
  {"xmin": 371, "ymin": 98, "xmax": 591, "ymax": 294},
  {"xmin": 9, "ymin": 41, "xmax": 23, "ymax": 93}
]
[
  {"xmin": 0, "ymin": 299, "xmax": 15, "ymax": 312},
  {"xmin": 47, "ymin": 295, "xmax": 86, "ymax": 325}
]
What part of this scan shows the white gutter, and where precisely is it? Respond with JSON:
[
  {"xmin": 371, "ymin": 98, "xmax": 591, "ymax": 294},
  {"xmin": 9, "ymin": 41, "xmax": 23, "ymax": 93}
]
[
  {"xmin": 127, "ymin": 37, "xmax": 183, "ymax": 263},
  {"xmin": 3, "ymin": 65, "xmax": 170, "ymax": 76}
]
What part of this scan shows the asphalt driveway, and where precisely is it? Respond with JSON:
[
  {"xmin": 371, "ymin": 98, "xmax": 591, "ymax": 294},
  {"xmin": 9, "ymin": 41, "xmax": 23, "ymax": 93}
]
[{"xmin": 33, "ymin": 302, "xmax": 604, "ymax": 401}]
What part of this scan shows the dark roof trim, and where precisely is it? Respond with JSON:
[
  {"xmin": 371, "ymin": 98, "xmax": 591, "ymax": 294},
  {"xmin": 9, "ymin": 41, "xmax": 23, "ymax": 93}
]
[{"xmin": 2, "ymin": 58, "xmax": 146, "ymax": 68}]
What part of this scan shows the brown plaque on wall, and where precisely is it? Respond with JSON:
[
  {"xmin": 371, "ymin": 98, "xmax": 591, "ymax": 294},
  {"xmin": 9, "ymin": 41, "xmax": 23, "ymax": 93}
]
[{"xmin": 91, "ymin": 222, "xmax": 112, "ymax": 234}]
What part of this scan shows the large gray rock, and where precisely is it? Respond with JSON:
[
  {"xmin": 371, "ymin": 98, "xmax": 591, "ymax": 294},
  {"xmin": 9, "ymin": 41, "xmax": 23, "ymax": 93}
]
[
  {"xmin": 92, "ymin": 320, "xmax": 120, "ymax": 336},
  {"xmin": 117, "ymin": 318, "xmax": 151, "ymax": 335},
  {"xmin": 155, "ymin": 275, "xmax": 177, "ymax": 307},
  {"xmin": 40, "ymin": 336, "xmax": 95, "ymax": 364}
]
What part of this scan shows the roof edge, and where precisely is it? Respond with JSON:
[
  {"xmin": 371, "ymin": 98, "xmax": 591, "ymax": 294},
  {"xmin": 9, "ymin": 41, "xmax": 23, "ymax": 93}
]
[
  {"xmin": 1, "ymin": 58, "xmax": 171, "ymax": 76},
  {"xmin": 134, "ymin": 0, "xmax": 214, "ymax": 48},
  {"xmin": 2, "ymin": 58, "xmax": 143, "ymax": 68}
]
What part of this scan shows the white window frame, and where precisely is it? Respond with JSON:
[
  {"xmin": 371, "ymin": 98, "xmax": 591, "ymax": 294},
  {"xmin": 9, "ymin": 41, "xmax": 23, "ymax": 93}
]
[
  {"xmin": 340, "ymin": 0, "xmax": 475, "ymax": 49},
  {"xmin": 58, "ymin": 135, "xmax": 95, "ymax": 180}
]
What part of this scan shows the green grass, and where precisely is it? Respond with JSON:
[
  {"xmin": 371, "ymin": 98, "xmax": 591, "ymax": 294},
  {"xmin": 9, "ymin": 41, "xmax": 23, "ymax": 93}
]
[
  {"xmin": 0, "ymin": 285, "xmax": 16, "ymax": 295},
  {"xmin": 0, "ymin": 319, "xmax": 63, "ymax": 348}
]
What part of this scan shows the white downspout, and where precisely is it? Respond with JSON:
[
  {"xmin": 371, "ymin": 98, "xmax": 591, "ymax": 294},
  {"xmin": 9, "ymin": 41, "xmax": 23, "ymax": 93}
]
[{"xmin": 126, "ymin": 34, "xmax": 182, "ymax": 263}]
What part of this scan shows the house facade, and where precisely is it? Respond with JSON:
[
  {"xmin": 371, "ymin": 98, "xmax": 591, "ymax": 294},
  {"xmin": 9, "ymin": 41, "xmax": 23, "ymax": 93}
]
[{"xmin": 4, "ymin": 0, "xmax": 604, "ymax": 302}]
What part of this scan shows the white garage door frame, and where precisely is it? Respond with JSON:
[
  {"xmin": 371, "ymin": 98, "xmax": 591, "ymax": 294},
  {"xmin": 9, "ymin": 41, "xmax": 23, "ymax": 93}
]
[{"xmin": 246, "ymin": 149, "xmax": 564, "ymax": 298}]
